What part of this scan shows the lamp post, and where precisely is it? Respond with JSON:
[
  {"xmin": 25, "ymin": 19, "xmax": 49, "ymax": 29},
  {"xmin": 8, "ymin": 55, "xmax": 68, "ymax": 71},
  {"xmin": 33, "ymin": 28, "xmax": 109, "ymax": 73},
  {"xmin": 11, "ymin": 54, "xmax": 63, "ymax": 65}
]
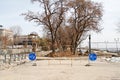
[
  {"xmin": 85, "ymin": 34, "xmax": 91, "ymax": 66},
  {"xmin": 89, "ymin": 34, "xmax": 91, "ymax": 55}
]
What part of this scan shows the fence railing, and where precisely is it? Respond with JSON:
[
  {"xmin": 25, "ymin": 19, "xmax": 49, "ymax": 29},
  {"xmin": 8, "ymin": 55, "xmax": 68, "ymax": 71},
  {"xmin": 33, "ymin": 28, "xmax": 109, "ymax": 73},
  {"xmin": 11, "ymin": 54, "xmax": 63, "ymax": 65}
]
[
  {"xmin": 91, "ymin": 42, "xmax": 120, "ymax": 53},
  {"xmin": 0, "ymin": 48, "xmax": 34, "ymax": 70}
]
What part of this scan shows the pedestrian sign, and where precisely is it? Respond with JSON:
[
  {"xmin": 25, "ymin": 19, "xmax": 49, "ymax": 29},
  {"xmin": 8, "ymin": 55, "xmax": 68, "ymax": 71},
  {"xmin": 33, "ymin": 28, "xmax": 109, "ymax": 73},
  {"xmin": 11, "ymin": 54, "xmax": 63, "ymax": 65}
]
[
  {"xmin": 29, "ymin": 52, "xmax": 36, "ymax": 61},
  {"xmin": 89, "ymin": 53, "xmax": 97, "ymax": 61}
]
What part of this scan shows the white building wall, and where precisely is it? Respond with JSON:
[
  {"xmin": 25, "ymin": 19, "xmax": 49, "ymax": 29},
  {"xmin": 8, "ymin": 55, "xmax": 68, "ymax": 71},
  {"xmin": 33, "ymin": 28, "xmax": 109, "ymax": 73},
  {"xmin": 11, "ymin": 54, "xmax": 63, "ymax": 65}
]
[{"xmin": 0, "ymin": 29, "xmax": 13, "ymax": 41}]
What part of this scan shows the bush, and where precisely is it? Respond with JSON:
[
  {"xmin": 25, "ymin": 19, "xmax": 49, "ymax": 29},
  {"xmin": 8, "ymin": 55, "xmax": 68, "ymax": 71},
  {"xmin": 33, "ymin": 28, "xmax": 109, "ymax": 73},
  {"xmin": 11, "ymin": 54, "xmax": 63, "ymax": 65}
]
[{"xmin": 41, "ymin": 46, "xmax": 49, "ymax": 51}]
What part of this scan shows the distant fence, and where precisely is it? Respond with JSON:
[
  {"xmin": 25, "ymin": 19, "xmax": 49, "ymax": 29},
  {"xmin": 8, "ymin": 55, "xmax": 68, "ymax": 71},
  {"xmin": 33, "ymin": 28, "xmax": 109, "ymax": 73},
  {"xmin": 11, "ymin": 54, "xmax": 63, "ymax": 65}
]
[{"xmin": 91, "ymin": 42, "xmax": 120, "ymax": 53}]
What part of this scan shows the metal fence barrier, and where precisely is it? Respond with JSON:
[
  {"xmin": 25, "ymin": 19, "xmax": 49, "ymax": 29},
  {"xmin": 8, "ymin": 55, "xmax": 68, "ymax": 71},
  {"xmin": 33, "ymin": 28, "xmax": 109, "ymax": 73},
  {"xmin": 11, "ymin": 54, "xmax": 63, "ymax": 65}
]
[{"xmin": 0, "ymin": 49, "xmax": 31, "ymax": 70}]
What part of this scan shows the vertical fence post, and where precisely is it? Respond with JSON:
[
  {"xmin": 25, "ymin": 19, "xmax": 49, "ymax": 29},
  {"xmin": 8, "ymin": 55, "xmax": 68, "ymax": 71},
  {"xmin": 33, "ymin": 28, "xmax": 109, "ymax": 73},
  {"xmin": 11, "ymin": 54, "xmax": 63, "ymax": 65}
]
[
  {"xmin": 9, "ymin": 54, "xmax": 12, "ymax": 64},
  {"xmin": 114, "ymin": 38, "xmax": 119, "ymax": 55},
  {"xmin": 13, "ymin": 54, "xmax": 16, "ymax": 61},
  {"xmin": 4, "ymin": 54, "xmax": 6, "ymax": 63},
  {"xmin": 21, "ymin": 53, "xmax": 24, "ymax": 60}
]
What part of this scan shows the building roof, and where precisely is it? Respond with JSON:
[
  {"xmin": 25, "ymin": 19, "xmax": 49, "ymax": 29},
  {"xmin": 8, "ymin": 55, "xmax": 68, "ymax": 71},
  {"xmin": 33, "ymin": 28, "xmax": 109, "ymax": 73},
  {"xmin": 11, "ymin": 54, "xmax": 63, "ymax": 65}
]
[{"xmin": 30, "ymin": 32, "xmax": 38, "ymax": 36}]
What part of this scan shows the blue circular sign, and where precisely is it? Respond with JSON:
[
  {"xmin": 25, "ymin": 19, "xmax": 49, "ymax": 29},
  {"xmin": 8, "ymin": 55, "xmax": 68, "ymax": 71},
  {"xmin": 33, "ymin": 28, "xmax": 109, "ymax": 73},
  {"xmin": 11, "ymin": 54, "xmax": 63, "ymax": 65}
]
[
  {"xmin": 29, "ymin": 52, "xmax": 36, "ymax": 61},
  {"xmin": 89, "ymin": 53, "xmax": 97, "ymax": 61}
]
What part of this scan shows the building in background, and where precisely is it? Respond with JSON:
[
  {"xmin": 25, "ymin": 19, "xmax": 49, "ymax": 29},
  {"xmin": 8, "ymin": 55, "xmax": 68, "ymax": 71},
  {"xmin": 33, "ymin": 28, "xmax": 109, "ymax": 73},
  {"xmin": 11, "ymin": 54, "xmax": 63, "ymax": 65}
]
[
  {"xmin": 0, "ymin": 29, "xmax": 13, "ymax": 40},
  {"xmin": 0, "ymin": 28, "xmax": 40, "ymax": 49},
  {"xmin": 14, "ymin": 32, "xmax": 39, "ymax": 45},
  {"xmin": 0, "ymin": 29, "xmax": 13, "ymax": 48}
]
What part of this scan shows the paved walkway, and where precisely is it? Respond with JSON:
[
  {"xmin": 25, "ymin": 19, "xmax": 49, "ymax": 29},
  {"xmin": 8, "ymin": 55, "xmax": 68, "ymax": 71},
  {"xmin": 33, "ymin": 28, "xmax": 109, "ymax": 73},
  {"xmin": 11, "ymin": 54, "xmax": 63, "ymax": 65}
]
[{"xmin": 0, "ymin": 58, "xmax": 120, "ymax": 80}]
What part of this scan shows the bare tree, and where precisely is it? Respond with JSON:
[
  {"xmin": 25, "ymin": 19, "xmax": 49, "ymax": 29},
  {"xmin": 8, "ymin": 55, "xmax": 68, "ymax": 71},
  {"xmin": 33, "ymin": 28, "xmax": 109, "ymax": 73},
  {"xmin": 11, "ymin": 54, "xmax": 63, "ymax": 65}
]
[
  {"xmin": 9, "ymin": 25, "xmax": 22, "ymax": 45},
  {"xmin": 56, "ymin": 27, "xmax": 67, "ymax": 51},
  {"xmin": 22, "ymin": 0, "xmax": 67, "ymax": 53},
  {"xmin": 0, "ymin": 32, "xmax": 13, "ymax": 49},
  {"xmin": 22, "ymin": 0, "xmax": 102, "ymax": 55},
  {"xmin": 66, "ymin": 0, "xmax": 103, "ymax": 54},
  {"xmin": 9, "ymin": 25, "xmax": 22, "ymax": 36}
]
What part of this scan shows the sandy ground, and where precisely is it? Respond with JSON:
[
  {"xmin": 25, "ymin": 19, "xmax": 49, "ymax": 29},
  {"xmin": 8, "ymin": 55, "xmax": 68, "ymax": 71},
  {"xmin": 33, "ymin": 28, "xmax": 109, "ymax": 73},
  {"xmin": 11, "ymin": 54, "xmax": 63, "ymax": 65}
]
[{"xmin": 0, "ymin": 57, "xmax": 120, "ymax": 80}]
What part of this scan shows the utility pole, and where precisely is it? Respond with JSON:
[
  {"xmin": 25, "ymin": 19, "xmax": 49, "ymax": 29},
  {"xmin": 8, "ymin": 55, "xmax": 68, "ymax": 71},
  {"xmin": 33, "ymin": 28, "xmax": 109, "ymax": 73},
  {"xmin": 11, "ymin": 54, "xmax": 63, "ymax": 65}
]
[
  {"xmin": 89, "ymin": 35, "xmax": 91, "ymax": 55},
  {"xmin": 85, "ymin": 34, "xmax": 91, "ymax": 66}
]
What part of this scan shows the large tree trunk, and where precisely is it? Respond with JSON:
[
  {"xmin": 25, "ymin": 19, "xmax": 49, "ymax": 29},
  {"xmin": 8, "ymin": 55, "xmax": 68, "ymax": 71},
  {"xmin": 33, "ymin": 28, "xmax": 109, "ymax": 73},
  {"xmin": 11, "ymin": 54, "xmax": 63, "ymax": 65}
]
[
  {"xmin": 72, "ymin": 43, "xmax": 77, "ymax": 55},
  {"xmin": 51, "ymin": 37, "xmax": 56, "ymax": 54}
]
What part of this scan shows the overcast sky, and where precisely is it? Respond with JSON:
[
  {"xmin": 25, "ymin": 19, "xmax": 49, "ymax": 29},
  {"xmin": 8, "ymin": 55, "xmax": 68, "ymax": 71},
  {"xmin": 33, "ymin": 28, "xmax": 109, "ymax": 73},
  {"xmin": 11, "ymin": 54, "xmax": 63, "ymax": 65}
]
[
  {"xmin": 0, "ymin": 0, "xmax": 120, "ymax": 42},
  {"xmin": 91, "ymin": 0, "xmax": 120, "ymax": 42}
]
